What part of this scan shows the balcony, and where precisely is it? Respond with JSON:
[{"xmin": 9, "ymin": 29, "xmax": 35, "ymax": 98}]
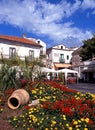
[{"xmin": 59, "ymin": 58, "xmax": 65, "ymax": 63}]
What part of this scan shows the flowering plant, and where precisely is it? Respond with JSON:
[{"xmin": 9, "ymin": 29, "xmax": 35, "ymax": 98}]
[{"xmin": 8, "ymin": 81, "xmax": 95, "ymax": 130}]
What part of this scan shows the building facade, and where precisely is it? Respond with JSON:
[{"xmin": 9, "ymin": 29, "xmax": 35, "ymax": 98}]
[
  {"xmin": 46, "ymin": 44, "xmax": 78, "ymax": 70},
  {"xmin": 27, "ymin": 38, "xmax": 46, "ymax": 65},
  {"xmin": 72, "ymin": 47, "xmax": 95, "ymax": 83},
  {"xmin": 0, "ymin": 35, "xmax": 47, "ymax": 64}
]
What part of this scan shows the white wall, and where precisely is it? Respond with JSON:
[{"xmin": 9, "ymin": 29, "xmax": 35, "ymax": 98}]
[
  {"xmin": 0, "ymin": 42, "xmax": 40, "ymax": 60},
  {"xmin": 36, "ymin": 39, "xmax": 46, "ymax": 55},
  {"xmin": 27, "ymin": 38, "xmax": 46, "ymax": 56},
  {"xmin": 53, "ymin": 44, "xmax": 69, "ymax": 50},
  {"xmin": 50, "ymin": 49, "xmax": 73, "ymax": 63}
]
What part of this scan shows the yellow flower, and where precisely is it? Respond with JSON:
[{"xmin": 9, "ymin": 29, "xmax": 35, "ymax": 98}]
[
  {"xmin": 78, "ymin": 120, "xmax": 81, "ymax": 123},
  {"xmin": 29, "ymin": 120, "xmax": 32, "ymax": 123},
  {"xmin": 53, "ymin": 96, "xmax": 56, "ymax": 99},
  {"xmin": 69, "ymin": 127, "xmax": 73, "ymax": 130},
  {"xmin": 59, "ymin": 122, "xmax": 62, "ymax": 125},
  {"xmin": 20, "ymin": 114, "xmax": 24, "ymax": 118},
  {"xmin": 84, "ymin": 128, "xmax": 88, "ymax": 130},
  {"xmin": 75, "ymin": 125, "xmax": 79, "ymax": 128},
  {"xmin": 33, "ymin": 118, "xmax": 37, "ymax": 123},
  {"xmin": 39, "ymin": 90, "xmax": 42, "ymax": 94},
  {"xmin": 15, "ymin": 125, "xmax": 18, "ymax": 128},
  {"xmin": 63, "ymin": 117, "xmax": 66, "ymax": 120},
  {"xmin": 45, "ymin": 96, "xmax": 50, "ymax": 99},
  {"xmin": 62, "ymin": 114, "xmax": 66, "ymax": 120},
  {"xmin": 29, "ymin": 111, "xmax": 32, "ymax": 114},
  {"xmin": 51, "ymin": 120, "xmax": 57, "ymax": 126},
  {"xmin": 40, "ymin": 86, "xmax": 43, "ymax": 89},
  {"xmin": 45, "ymin": 128, "xmax": 49, "ymax": 130},
  {"xmin": 85, "ymin": 118, "xmax": 89, "ymax": 123},
  {"xmin": 23, "ymin": 124, "xmax": 26, "ymax": 127},
  {"xmin": 40, "ymin": 120, "xmax": 42, "ymax": 124},
  {"xmin": 66, "ymin": 123, "xmax": 69, "ymax": 127},
  {"xmin": 73, "ymin": 121, "xmax": 78, "ymax": 125},
  {"xmin": 0, "ymin": 108, "xmax": 3, "ymax": 112},
  {"xmin": 53, "ymin": 116, "xmax": 56, "ymax": 119},
  {"xmin": 81, "ymin": 118, "xmax": 85, "ymax": 121},
  {"xmin": 41, "ymin": 118, "xmax": 44, "ymax": 121},
  {"xmin": 40, "ymin": 98, "xmax": 46, "ymax": 102},
  {"xmin": 31, "ymin": 90, "xmax": 37, "ymax": 94},
  {"xmin": 13, "ymin": 116, "xmax": 17, "ymax": 121}
]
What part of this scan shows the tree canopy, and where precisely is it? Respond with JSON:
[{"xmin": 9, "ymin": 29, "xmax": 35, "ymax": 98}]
[{"xmin": 80, "ymin": 35, "xmax": 95, "ymax": 61}]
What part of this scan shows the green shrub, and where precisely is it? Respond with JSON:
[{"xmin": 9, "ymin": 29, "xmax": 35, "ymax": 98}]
[{"xmin": 0, "ymin": 65, "xmax": 19, "ymax": 91}]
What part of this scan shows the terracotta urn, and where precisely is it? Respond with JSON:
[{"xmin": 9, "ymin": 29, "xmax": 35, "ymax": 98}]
[{"xmin": 7, "ymin": 89, "xmax": 30, "ymax": 109}]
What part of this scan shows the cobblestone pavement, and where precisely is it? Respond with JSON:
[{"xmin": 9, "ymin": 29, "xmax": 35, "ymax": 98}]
[{"xmin": 67, "ymin": 83, "xmax": 95, "ymax": 94}]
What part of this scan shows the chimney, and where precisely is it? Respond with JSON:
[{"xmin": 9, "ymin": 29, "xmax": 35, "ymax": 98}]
[
  {"xmin": 37, "ymin": 40, "xmax": 40, "ymax": 44},
  {"xmin": 23, "ymin": 33, "xmax": 26, "ymax": 38}
]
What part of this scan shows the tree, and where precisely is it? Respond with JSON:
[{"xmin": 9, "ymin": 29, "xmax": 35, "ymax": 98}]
[{"xmin": 80, "ymin": 35, "xmax": 95, "ymax": 61}]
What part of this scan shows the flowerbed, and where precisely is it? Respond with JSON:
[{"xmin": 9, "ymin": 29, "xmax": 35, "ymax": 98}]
[{"xmin": 0, "ymin": 81, "xmax": 95, "ymax": 130}]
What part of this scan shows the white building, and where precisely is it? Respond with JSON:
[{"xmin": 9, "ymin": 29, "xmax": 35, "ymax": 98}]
[
  {"xmin": 0, "ymin": 35, "xmax": 42, "ymax": 61},
  {"xmin": 26, "ymin": 37, "xmax": 46, "ymax": 65},
  {"xmin": 46, "ymin": 43, "xmax": 78, "ymax": 70}
]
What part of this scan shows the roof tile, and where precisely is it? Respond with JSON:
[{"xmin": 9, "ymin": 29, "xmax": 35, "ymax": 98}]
[{"xmin": 0, "ymin": 35, "xmax": 41, "ymax": 46}]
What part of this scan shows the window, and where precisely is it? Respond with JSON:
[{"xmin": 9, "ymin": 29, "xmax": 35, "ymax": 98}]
[
  {"xmin": 61, "ymin": 46, "xmax": 63, "ymax": 49},
  {"xmin": 67, "ymin": 55, "xmax": 69, "ymax": 60},
  {"xmin": 59, "ymin": 54, "xmax": 65, "ymax": 63},
  {"xmin": 40, "ymin": 47, "xmax": 43, "ymax": 55},
  {"xmin": 29, "ymin": 50, "xmax": 34, "ymax": 60},
  {"xmin": 9, "ymin": 47, "xmax": 16, "ymax": 58}
]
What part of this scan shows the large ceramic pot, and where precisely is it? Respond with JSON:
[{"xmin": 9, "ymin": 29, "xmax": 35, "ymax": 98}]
[{"xmin": 7, "ymin": 89, "xmax": 30, "ymax": 109}]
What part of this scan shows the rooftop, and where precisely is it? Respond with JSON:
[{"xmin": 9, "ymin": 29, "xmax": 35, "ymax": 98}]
[{"xmin": 0, "ymin": 35, "xmax": 41, "ymax": 47}]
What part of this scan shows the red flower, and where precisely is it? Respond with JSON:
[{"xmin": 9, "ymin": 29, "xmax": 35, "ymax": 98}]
[
  {"xmin": 42, "ymin": 101, "xmax": 51, "ymax": 109},
  {"xmin": 43, "ymin": 104, "xmax": 48, "ymax": 109},
  {"xmin": 5, "ymin": 88, "xmax": 14, "ymax": 95},
  {"xmin": 24, "ymin": 105, "xmax": 30, "ymax": 110},
  {"xmin": 50, "ymin": 103, "xmax": 58, "ymax": 110},
  {"xmin": 21, "ymin": 79, "xmax": 27, "ymax": 87},
  {"xmin": 62, "ymin": 107, "xmax": 73, "ymax": 116},
  {"xmin": 88, "ymin": 119, "xmax": 94, "ymax": 125}
]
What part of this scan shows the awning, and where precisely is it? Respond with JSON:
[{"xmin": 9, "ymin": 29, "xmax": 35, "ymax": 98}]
[
  {"xmin": 57, "ymin": 68, "xmax": 78, "ymax": 74},
  {"xmin": 41, "ymin": 67, "xmax": 57, "ymax": 73},
  {"xmin": 54, "ymin": 63, "xmax": 71, "ymax": 69}
]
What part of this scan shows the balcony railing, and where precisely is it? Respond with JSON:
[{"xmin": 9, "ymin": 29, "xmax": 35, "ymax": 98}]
[{"xmin": 59, "ymin": 58, "xmax": 65, "ymax": 63}]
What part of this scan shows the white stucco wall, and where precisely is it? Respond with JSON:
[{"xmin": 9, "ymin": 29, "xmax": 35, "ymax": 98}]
[
  {"xmin": 36, "ymin": 39, "xmax": 46, "ymax": 55},
  {"xmin": 50, "ymin": 49, "xmax": 73, "ymax": 63},
  {"xmin": 0, "ymin": 42, "xmax": 40, "ymax": 60},
  {"xmin": 53, "ymin": 44, "xmax": 68, "ymax": 49},
  {"xmin": 27, "ymin": 38, "xmax": 46, "ymax": 55}
]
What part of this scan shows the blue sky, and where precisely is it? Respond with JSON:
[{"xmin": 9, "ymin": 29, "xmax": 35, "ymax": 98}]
[{"xmin": 0, "ymin": 0, "xmax": 95, "ymax": 48}]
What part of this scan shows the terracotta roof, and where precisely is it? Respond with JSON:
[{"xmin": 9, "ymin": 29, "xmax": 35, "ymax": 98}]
[{"xmin": 0, "ymin": 35, "xmax": 41, "ymax": 47}]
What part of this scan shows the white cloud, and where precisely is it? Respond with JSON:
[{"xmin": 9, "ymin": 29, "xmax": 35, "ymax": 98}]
[
  {"xmin": 0, "ymin": 0, "xmax": 93, "ymax": 47},
  {"xmin": 81, "ymin": 0, "xmax": 95, "ymax": 10}
]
